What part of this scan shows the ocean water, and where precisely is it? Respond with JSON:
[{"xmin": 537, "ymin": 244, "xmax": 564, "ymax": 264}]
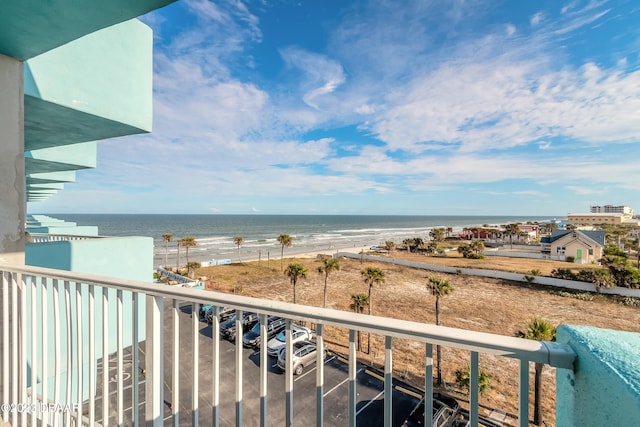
[{"xmin": 51, "ymin": 214, "xmax": 558, "ymax": 267}]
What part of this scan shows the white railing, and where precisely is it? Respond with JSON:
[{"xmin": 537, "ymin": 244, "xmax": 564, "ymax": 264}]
[
  {"xmin": 0, "ymin": 263, "xmax": 576, "ymax": 427},
  {"xmin": 27, "ymin": 234, "xmax": 102, "ymax": 243}
]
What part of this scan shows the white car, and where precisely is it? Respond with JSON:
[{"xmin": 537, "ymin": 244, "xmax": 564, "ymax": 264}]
[{"xmin": 266, "ymin": 325, "xmax": 313, "ymax": 357}]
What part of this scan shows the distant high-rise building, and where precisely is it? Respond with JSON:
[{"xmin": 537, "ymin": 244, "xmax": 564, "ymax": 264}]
[{"xmin": 590, "ymin": 205, "xmax": 634, "ymax": 217}]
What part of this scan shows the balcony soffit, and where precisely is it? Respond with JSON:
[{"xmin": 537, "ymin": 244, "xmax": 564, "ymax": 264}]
[
  {"xmin": 0, "ymin": 0, "xmax": 176, "ymax": 60},
  {"xmin": 27, "ymin": 170, "xmax": 77, "ymax": 184},
  {"xmin": 24, "ymin": 95, "xmax": 146, "ymax": 151},
  {"xmin": 25, "ymin": 157, "xmax": 93, "ymax": 174}
]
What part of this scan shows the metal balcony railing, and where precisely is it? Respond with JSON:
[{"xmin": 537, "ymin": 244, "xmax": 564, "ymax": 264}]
[
  {"xmin": 0, "ymin": 264, "xmax": 576, "ymax": 427},
  {"xmin": 27, "ymin": 234, "xmax": 103, "ymax": 244}
]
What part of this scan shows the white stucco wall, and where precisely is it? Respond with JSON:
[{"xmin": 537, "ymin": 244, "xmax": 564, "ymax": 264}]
[{"xmin": 0, "ymin": 53, "xmax": 25, "ymax": 265}]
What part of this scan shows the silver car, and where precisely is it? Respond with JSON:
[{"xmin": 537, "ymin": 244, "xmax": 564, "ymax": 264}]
[
  {"xmin": 276, "ymin": 341, "xmax": 326, "ymax": 375},
  {"xmin": 266, "ymin": 325, "xmax": 313, "ymax": 357}
]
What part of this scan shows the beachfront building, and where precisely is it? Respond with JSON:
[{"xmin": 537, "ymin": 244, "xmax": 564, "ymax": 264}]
[
  {"xmin": 1, "ymin": 2, "xmax": 639, "ymax": 427},
  {"xmin": 590, "ymin": 204, "xmax": 634, "ymax": 216},
  {"xmin": 567, "ymin": 212, "xmax": 640, "ymax": 227},
  {"xmin": 568, "ymin": 205, "xmax": 639, "ymax": 227},
  {"xmin": 540, "ymin": 230, "xmax": 606, "ymax": 264}
]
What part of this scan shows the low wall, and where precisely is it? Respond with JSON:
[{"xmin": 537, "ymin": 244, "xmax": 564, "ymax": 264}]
[
  {"xmin": 336, "ymin": 252, "xmax": 640, "ymax": 298},
  {"xmin": 484, "ymin": 251, "xmax": 553, "ymax": 260}
]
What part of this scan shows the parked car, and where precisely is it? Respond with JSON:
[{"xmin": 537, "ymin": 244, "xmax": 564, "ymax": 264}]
[
  {"xmin": 400, "ymin": 393, "xmax": 460, "ymax": 427},
  {"xmin": 206, "ymin": 306, "xmax": 235, "ymax": 324},
  {"xmin": 198, "ymin": 304, "xmax": 213, "ymax": 320},
  {"xmin": 276, "ymin": 341, "xmax": 326, "ymax": 375},
  {"xmin": 266, "ymin": 325, "xmax": 313, "ymax": 357},
  {"xmin": 242, "ymin": 316, "xmax": 286, "ymax": 348},
  {"xmin": 220, "ymin": 312, "xmax": 259, "ymax": 341}
]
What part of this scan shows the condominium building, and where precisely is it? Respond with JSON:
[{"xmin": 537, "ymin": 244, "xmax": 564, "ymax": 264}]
[{"xmin": 590, "ymin": 205, "xmax": 634, "ymax": 217}]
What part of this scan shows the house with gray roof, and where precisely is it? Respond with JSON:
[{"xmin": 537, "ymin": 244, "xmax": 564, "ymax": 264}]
[{"xmin": 540, "ymin": 229, "xmax": 606, "ymax": 264}]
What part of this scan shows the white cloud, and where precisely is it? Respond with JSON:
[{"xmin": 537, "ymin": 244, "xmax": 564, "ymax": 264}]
[
  {"xmin": 530, "ymin": 12, "xmax": 544, "ymax": 26},
  {"xmin": 538, "ymin": 141, "xmax": 552, "ymax": 150},
  {"xmin": 279, "ymin": 47, "xmax": 346, "ymax": 109}
]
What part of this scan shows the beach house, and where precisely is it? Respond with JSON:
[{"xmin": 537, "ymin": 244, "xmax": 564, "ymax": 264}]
[
  {"xmin": 1, "ymin": 2, "xmax": 639, "ymax": 426},
  {"xmin": 540, "ymin": 230, "xmax": 606, "ymax": 264}
]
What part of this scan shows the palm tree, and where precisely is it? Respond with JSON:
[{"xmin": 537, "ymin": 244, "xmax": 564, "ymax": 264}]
[
  {"xmin": 362, "ymin": 267, "xmax": 385, "ymax": 317},
  {"xmin": 470, "ymin": 239, "xmax": 485, "ymax": 255},
  {"xmin": 186, "ymin": 261, "xmax": 201, "ymax": 279},
  {"xmin": 349, "ymin": 294, "xmax": 369, "ymax": 351},
  {"xmin": 430, "ymin": 228, "xmax": 445, "ymax": 242},
  {"xmin": 503, "ymin": 223, "xmax": 520, "ymax": 249},
  {"xmin": 542, "ymin": 222, "xmax": 557, "ymax": 235},
  {"xmin": 285, "ymin": 263, "xmax": 307, "ymax": 304},
  {"xmin": 176, "ymin": 240, "xmax": 181, "ymax": 271},
  {"xmin": 162, "ymin": 233, "xmax": 173, "ymax": 267},
  {"xmin": 361, "ymin": 267, "xmax": 385, "ymax": 353},
  {"xmin": 317, "ymin": 258, "xmax": 340, "ymax": 308},
  {"xmin": 426, "ymin": 276, "xmax": 454, "ymax": 386},
  {"xmin": 277, "ymin": 234, "xmax": 293, "ymax": 271},
  {"xmin": 516, "ymin": 317, "xmax": 557, "ymax": 426},
  {"xmin": 233, "ymin": 236, "xmax": 244, "ymax": 261},
  {"xmin": 180, "ymin": 236, "xmax": 197, "ymax": 266}
]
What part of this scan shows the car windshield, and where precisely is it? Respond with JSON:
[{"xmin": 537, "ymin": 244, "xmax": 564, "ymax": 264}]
[
  {"xmin": 250, "ymin": 322, "xmax": 261, "ymax": 334},
  {"xmin": 275, "ymin": 331, "xmax": 286, "ymax": 342}
]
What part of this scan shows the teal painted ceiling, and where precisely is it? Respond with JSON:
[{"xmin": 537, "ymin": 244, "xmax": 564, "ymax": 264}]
[{"xmin": 0, "ymin": 0, "xmax": 176, "ymax": 60}]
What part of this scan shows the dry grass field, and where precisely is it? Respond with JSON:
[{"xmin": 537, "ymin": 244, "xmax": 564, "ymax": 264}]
[{"xmin": 194, "ymin": 250, "xmax": 639, "ymax": 426}]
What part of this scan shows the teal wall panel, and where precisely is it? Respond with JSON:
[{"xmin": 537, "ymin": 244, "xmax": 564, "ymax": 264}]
[{"xmin": 556, "ymin": 325, "xmax": 640, "ymax": 426}]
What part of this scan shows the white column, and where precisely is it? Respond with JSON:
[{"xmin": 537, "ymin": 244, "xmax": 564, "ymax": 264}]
[{"xmin": 0, "ymin": 54, "xmax": 25, "ymax": 265}]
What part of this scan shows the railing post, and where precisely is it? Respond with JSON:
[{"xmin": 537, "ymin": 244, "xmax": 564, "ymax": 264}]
[
  {"xmin": 145, "ymin": 294, "xmax": 164, "ymax": 427},
  {"xmin": 10, "ymin": 272, "xmax": 18, "ymax": 427},
  {"xmin": 75, "ymin": 282, "xmax": 84, "ymax": 426},
  {"xmin": 19, "ymin": 273, "xmax": 27, "ymax": 427},
  {"xmin": 348, "ymin": 330, "xmax": 356, "ymax": 427},
  {"xmin": 89, "ymin": 285, "xmax": 96, "ymax": 426},
  {"xmin": 235, "ymin": 310, "xmax": 243, "ymax": 427},
  {"xmin": 315, "ymin": 324, "xmax": 324, "ymax": 427},
  {"xmin": 519, "ymin": 359, "xmax": 530, "ymax": 427},
  {"xmin": 384, "ymin": 336, "xmax": 392, "ymax": 427},
  {"xmin": 192, "ymin": 302, "xmax": 199, "ymax": 427},
  {"xmin": 29, "ymin": 276, "xmax": 39, "ymax": 427},
  {"xmin": 259, "ymin": 313, "xmax": 268, "ymax": 427},
  {"xmin": 132, "ymin": 292, "xmax": 140, "ymax": 427},
  {"xmin": 285, "ymin": 319, "xmax": 293, "ymax": 427},
  {"xmin": 172, "ymin": 299, "xmax": 180, "ymax": 427},
  {"xmin": 117, "ymin": 289, "xmax": 124, "ymax": 426},
  {"xmin": 101, "ymin": 287, "xmax": 109, "ymax": 426},
  {"xmin": 211, "ymin": 306, "xmax": 220, "ymax": 427},
  {"xmin": 424, "ymin": 343, "xmax": 433, "ymax": 427},
  {"xmin": 470, "ymin": 351, "xmax": 479, "ymax": 427}
]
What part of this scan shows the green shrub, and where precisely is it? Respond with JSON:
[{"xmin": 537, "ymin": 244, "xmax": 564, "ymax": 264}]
[{"xmin": 455, "ymin": 365, "xmax": 492, "ymax": 395}]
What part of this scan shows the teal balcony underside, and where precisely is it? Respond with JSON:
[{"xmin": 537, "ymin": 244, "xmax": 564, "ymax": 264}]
[
  {"xmin": 0, "ymin": 0, "xmax": 175, "ymax": 60},
  {"xmin": 21, "ymin": 18, "xmax": 157, "ymax": 202}
]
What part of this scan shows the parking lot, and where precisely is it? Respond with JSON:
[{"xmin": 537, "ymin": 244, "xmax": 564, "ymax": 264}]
[{"xmin": 91, "ymin": 303, "xmax": 424, "ymax": 426}]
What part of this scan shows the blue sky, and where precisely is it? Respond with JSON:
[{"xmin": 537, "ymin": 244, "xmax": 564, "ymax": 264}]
[{"xmin": 31, "ymin": 0, "xmax": 640, "ymax": 216}]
